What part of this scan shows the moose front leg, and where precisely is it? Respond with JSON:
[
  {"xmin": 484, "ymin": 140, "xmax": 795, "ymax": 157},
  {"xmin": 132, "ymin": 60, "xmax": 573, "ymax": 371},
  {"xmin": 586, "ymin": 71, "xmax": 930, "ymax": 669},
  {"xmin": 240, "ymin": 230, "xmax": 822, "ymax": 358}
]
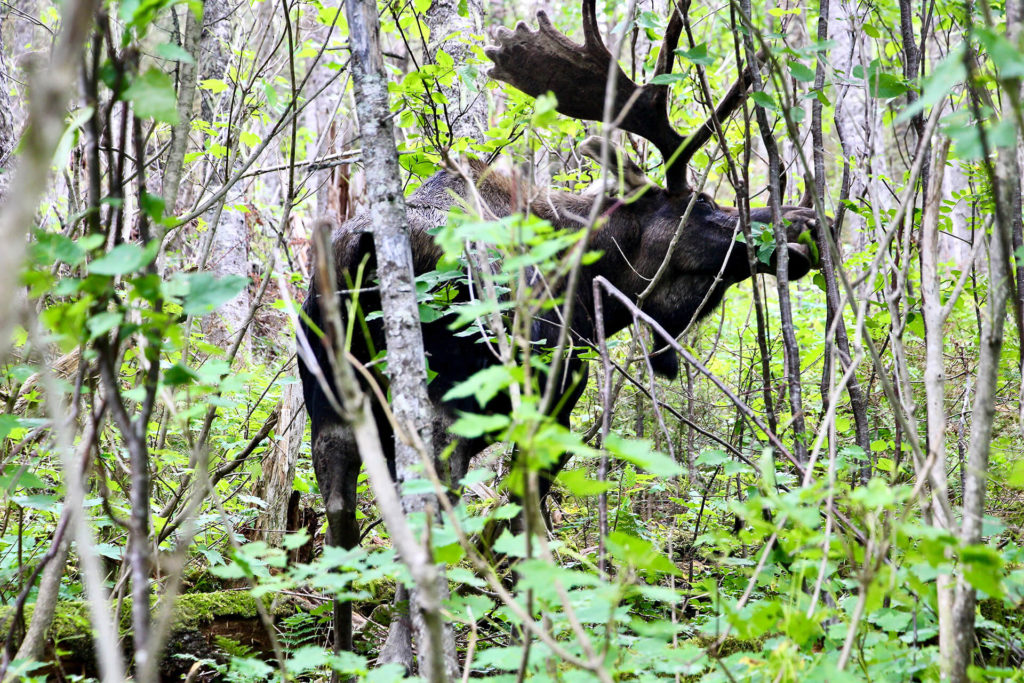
[{"xmin": 311, "ymin": 421, "xmax": 362, "ymax": 660}]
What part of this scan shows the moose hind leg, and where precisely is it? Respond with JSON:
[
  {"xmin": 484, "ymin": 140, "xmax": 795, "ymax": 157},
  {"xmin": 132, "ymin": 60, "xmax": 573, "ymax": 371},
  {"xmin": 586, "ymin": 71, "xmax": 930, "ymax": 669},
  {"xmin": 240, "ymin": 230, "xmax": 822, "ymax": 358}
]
[{"xmin": 313, "ymin": 421, "xmax": 361, "ymax": 656}]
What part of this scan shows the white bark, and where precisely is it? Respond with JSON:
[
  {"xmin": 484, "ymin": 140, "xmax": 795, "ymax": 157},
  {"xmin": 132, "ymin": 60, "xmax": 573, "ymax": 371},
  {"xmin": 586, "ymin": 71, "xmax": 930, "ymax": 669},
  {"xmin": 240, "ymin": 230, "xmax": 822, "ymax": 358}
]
[
  {"xmin": 346, "ymin": 1, "xmax": 451, "ymax": 679},
  {"xmin": 0, "ymin": 0, "xmax": 100, "ymax": 363},
  {"xmin": 196, "ymin": 0, "xmax": 252, "ymax": 356},
  {"xmin": 423, "ymin": 0, "xmax": 487, "ymax": 145},
  {"xmin": 830, "ymin": 0, "xmax": 891, "ymax": 242},
  {"xmin": 258, "ymin": 378, "xmax": 306, "ymax": 546}
]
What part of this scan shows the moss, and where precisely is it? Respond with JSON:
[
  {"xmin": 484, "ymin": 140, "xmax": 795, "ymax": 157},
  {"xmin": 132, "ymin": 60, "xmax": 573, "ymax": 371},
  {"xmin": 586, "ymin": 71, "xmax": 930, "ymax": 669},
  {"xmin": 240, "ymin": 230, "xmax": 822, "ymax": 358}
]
[
  {"xmin": 167, "ymin": 591, "xmax": 263, "ymax": 633},
  {"xmin": 48, "ymin": 601, "xmax": 93, "ymax": 641},
  {"xmin": 687, "ymin": 634, "xmax": 767, "ymax": 658},
  {"xmin": 979, "ymin": 596, "xmax": 1017, "ymax": 626},
  {"xmin": 0, "ymin": 589, "xmax": 286, "ymax": 644}
]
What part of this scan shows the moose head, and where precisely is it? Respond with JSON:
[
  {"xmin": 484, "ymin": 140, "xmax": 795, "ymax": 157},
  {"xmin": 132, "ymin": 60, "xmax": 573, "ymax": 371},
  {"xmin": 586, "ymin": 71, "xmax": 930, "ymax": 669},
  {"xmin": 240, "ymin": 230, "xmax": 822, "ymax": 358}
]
[{"xmin": 481, "ymin": 0, "xmax": 820, "ymax": 375}]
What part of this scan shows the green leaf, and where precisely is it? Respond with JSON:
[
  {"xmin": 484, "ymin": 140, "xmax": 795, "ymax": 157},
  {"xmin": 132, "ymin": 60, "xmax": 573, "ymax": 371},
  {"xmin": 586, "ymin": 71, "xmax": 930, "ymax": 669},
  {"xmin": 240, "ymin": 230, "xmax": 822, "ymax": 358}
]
[
  {"xmin": 558, "ymin": 468, "xmax": 613, "ymax": 496},
  {"xmin": 606, "ymin": 531, "xmax": 681, "ymax": 576},
  {"xmin": 140, "ymin": 192, "xmax": 166, "ymax": 223},
  {"xmin": 976, "ymin": 27, "xmax": 1024, "ymax": 79},
  {"xmin": 675, "ymin": 43, "xmax": 715, "ymax": 66},
  {"xmin": 200, "ymin": 78, "xmax": 229, "ymax": 94},
  {"xmin": 124, "ymin": 68, "xmax": 179, "ymax": 124},
  {"xmin": 163, "ymin": 363, "xmax": 199, "ymax": 387},
  {"xmin": 961, "ymin": 544, "xmax": 1004, "ymax": 597},
  {"xmin": 650, "ymin": 73, "xmax": 688, "ymax": 85},
  {"xmin": 90, "ymin": 243, "xmax": 156, "ymax": 276},
  {"xmin": 156, "ymin": 42, "xmax": 195, "ymax": 64},
  {"xmin": 86, "ymin": 310, "xmax": 123, "ymax": 339},
  {"xmin": 449, "ymin": 412, "xmax": 509, "ymax": 438},
  {"xmin": 443, "ymin": 365, "xmax": 516, "ymax": 407},
  {"xmin": 897, "ymin": 44, "xmax": 965, "ymax": 123},
  {"xmin": 182, "ymin": 273, "xmax": 249, "ymax": 315},
  {"xmin": 53, "ymin": 107, "xmax": 94, "ymax": 170},
  {"xmin": 238, "ymin": 130, "xmax": 261, "ymax": 147},
  {"xmin": 606, "ymin": 432, "xmax": 682, "ymax": 478},
  {"xmin": 750, "ymin": 90, "xmax": 778, "ymax": 111},
  {"xmin": 0, "ymin": 463, "xmax": 45, "ymax": 490},
  {"xmin": 870, "ymin": 72, "xmax": 908, "ymax": 98},
  {"xmin": 531, "ymin": 92, "xmax": 560, "ymax": 128},
  {"xmin": 788, "ymin": 59, "xmax": 816, "ymax": 83},
  {"xmin": 695, "ymin": 448, "xmax": 729, "ymax": 467},
  {"xmin": 282, "ymin": 529, "xmax": 310, "ymax": 550},
  {"xmin": 1009, "ymin": 459, "xmax": 1024, "ymax": 488},
  {"xmin": 869, "ymin": 608, "xmax": 912, "ymax": 632},
  {"xmin": 12, "ymin": 494, "xmax": 60, "ymax": 512}
]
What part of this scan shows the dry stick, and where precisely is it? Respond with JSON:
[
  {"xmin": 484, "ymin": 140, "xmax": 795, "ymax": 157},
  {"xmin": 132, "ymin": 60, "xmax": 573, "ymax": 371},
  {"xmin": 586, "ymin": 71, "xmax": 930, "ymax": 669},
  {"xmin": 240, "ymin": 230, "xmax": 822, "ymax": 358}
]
[
  {"xmin": 738, "ymin": 0, "xmax": 806, "ymax": 465},
  {"xmin": 0, "ymin": 399, "xmax": 106, "ymax": 675},
  {"xmin": 809, "ymin": 0, "xmax": 870, "ymax": 466},
  {"xmin": 0, "ymin": 0, "xmax": 101, "ymax": 363}
]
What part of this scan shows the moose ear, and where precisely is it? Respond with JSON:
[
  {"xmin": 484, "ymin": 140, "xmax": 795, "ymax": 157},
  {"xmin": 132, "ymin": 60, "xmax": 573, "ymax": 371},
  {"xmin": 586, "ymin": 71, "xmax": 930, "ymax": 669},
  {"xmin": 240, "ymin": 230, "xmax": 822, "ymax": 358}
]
[
  {"xmin": 334, "ymin": 226, "xmax": 375, "ymax": 273},
  {"xmin": 577, "ymin": 135, "xmax": 650, "ymax": 195},
  {"xmin": 648, "ymin": 347, "xmax": 679, "ymax": 380}
]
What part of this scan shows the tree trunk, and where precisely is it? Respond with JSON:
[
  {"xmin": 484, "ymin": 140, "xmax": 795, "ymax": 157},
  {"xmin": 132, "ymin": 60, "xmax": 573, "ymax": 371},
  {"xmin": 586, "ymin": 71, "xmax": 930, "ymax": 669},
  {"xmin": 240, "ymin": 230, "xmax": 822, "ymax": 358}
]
[
  {"xmin": 257, "ymin": 379, "xmax": 306, "ymax": 547},
  {"xmin": 196, "ymin": 0, "xmax": 252, "ymax": 357},
  {"xmin": 422, "ymin": 0, "xmax": 487, "ymax": 146},
  {"xmin": 344, "ymin": 1, "xmax": 451, "ymax": 679}
]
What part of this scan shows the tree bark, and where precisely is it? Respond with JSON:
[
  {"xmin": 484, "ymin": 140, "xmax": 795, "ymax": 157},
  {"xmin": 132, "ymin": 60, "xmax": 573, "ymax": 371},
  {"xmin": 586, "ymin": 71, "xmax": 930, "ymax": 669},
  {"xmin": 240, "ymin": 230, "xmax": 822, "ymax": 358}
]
[
  {"xmin": 258, "ymin": 379, "xmax": 306, "ymax": 547},
  {"xmin": 196, "ymin": 0, "xmax": 253, "ymax": 356},
  {"xmin": 0, "ymin": 0, "xmax": 100, "ymax": 363},
  {"xmin": 344, "ymin": 1, "xmax": 451, "ymax": 679},
  {"xmin": 161, "ymin": 4, "xmax": 203, "ymax": 217},
  {"xmin": 12, "ymin": 531, "xmax": 71, "ymax": 663},
  {"xmin": 422, "ymin": 0, "xmax": 487, "ymax": 145},
  {"xmin": 739, "ymin": 0, "xmax": 807, "ymax": 464}
]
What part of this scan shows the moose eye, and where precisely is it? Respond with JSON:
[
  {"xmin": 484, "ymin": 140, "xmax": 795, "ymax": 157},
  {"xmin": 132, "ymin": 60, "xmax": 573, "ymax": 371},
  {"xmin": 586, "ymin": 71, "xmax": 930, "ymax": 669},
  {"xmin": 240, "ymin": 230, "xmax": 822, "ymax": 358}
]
[{"xmin": 697, "ymin": 193, "xmax": 713, "ymax": 206}]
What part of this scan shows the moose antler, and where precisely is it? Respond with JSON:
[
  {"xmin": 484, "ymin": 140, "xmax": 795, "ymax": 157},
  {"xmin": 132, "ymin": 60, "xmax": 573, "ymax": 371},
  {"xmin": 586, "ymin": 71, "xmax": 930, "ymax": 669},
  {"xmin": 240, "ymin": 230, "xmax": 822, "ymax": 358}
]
[{"xmin": 486, "ymin": 0, "xmax": 759, "ymax": 194}]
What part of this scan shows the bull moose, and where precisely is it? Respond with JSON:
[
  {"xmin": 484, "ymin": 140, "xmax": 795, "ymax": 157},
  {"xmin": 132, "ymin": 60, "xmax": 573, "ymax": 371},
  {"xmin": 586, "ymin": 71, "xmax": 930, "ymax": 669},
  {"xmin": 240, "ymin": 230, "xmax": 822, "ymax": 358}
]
[{"xmin": 297, "ymin": 0, "xmax": 823, "ymax": 663}]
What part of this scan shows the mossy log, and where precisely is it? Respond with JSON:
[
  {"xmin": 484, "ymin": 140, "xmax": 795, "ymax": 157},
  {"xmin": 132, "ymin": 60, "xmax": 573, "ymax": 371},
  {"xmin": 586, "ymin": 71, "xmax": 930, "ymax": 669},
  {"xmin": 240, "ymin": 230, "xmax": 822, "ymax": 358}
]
[{"xmin": 0, "ymin": 590, "xmax": 312, "ymax": 681}]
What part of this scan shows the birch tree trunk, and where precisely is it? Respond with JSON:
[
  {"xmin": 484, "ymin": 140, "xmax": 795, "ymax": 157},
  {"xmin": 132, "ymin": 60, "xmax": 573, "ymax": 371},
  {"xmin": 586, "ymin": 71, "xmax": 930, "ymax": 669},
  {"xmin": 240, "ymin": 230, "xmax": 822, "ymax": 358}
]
[
  {"xmin": 830, "ymin": 0, "xmax": 892, "ymax": 243},
  {"xmin": 345, "ymin": 1, "xmax": 451, "ymax": 679},
  {"xmin": 197, "ymin": 0, "xmax": 253, "ymax": 357},
  {"xmin": 257, "ymin": 379, "xmax": 306, "ymax": 547},
  {"xmin": 161, "ymin": 4, "xmax": 203, "ymax": 217},
  {"xmin": 0, "ymin": 0, "xmax": 100, "ymax": 363},
  {"xmin": 423, "ymin": 0, "xmax": 487, "ymax": 145},
  {"xmin": 944, "ymin": 9, "xmax": 1021, "ymax": 675},
  {"xmin": 0, "ymin": 11, "xmax": 19, "ymax": 202}
]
